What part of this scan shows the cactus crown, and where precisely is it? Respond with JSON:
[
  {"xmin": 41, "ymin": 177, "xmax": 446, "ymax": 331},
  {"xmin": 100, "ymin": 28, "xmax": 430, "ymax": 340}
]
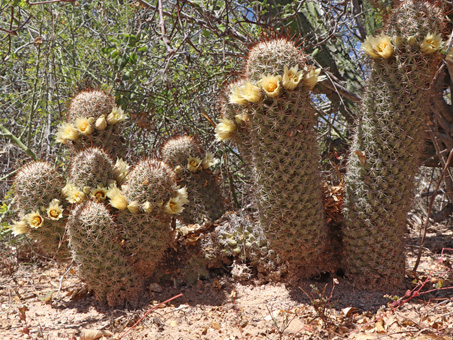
[
  {"xmin": 123, "ymin": 158, "xmax": 178, "ymax": 206},
  {"xmin": 67, "ymin": 89, "xmax": 115, "ymax": 123},
  {"xmin": 246, "ymin": 38, "xmax": 308, "ymax": 82},
  {"xmin": 14, "ymin": 161, "xmax": 64, "ymax": 213},
  {"xmin": 161, "ymin": 136, "xmax": 204, "ymax": 169},
  {"xmin": 68, "ymin": 147, "xmax": 117, "ymax": 190}
]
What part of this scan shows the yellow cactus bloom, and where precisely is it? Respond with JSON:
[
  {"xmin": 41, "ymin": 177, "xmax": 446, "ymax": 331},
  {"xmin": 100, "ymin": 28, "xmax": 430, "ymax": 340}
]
[
  {"xmin": 11, "ymin": 220, "xmax": 30, "ymax": 236},
  {"xmin": 90, "ymin": 185, "xmax": 108, "ymax": 202},
  {"xmin": 25, "ymin": 211, "xmax": 44, "ymax": 228},
  {"xmin": 229, "ymin": 84, "xmax": 248, "ymax": 105},
  {"xmin": 55, "ymin": 122, "xmax": 79, "ymax": 144},
  {"xmin": 174, "ymin": 165, "xmax": 183, "ymax": 174},
  {"xmin": 282, "ymin": 65, "xmax": 303, "ymax": 90},
  {"xmin": 234, "ymin": 113, "xmax": 250, "ymax": 125},
  {"xmin": 201, "ymin": 152, "xmax": 217, "ymax": 170},
  {"xmin": 407, "ymin": 36, "xmax": 417, "ymax": 46},
  {"xmin": 215, "ymin": 118, "xmax": 237, "ymax": 141},
  {"xmin": 107, "ymin": 106, "xmax": 127, "ymax": 125},
  {"xmin": 362, "ymin": 36, "xmax": 380, "ymax": 58},
  {"xmin": 142, "ymin": 201, "xmax": 153, "ymax": 213},
  {"xmin": 127, "ymin": 200, "xmax": 140, "ymax": 214},
  {"xmin": 240, "ymin": 82, "xmax": 262, "ymax": 103},
  {"xmin": 95, "ymin": 115, "xmax": 108, "ymax": 131},
  {"xmin": 187, "ymin": 156, "xmax": 202, "ymax": 173},
  {"xmin": 113, "ymin": 158, "xmax": 130, "ymax": 183},
  {"xmin": 62, "ymin": 183, "xmax": 86, "ymax": 204},
  {"xmin": 176, "ymin": 187, "xmax": 189, "ymax": 205},
  {"xmin": 362, "ymin": 35, "xmax": 393, "ymax": 59},
  {"xmin": 258, "ymin": 74, "xmax": 282, "ymax": 98},
  {"xmin": 106, "ymin": 186, "xmax": 128, "ymax": 210},
  {"xmin": 420, "ymin": 33, "xmax": 442, "ymax": 54},
  {"xmin": 164, "ymin": 197, "xmax": 184, "ymax": 215},
  {"xmin": 75, "ymin": 117, "xmax": 94, "ymax": 136},
  {"xmin": 302, "ymin": 67, "xmax": 326, "ymax": 90},
  {"xmin": 46, "ymin": 199, "xmax": 63, "ymax": 220}
]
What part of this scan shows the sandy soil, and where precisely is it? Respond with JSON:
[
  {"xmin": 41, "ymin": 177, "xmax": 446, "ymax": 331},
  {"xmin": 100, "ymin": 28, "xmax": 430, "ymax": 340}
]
[{"xmin": 1, "ymin": 219, "xmax": 453, "ymax": 340}]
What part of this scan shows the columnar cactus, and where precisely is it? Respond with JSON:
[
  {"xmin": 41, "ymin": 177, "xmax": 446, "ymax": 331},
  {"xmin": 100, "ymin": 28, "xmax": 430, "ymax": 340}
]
[
  {"xmin": 117, "ymin": 158, "xmax": 186, "ymax": 277},
  {"xmin": 67, "ymin": 201, "xmax": 143, "ymax": 307},
  {"xmin": 343, "ymin": 0, "xmax": 444, "ymax": 289},
  {"xmin": 11, "ymin": 161, "xmax": 68, "ymax": 258},
  {"xmin": 55, "ymin": 89, "xmax": 127, "ymax": 157},
  {"xmin": 161, "ymin": 135, "xmax": 225, "ymax": 223},
  {"xmin": 218, "ymin": 38, "xmax": 328, "ymax": 277}
]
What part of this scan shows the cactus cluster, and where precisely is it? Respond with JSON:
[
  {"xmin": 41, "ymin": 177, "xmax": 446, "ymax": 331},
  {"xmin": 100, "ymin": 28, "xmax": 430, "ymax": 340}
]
[
  {"xmin": 12, "ymin": 161, "xmax": 69, "ymax": 258},
  {"xmin": 161, "ymin": 135, "xmax": 225, "ymax": 223},
  {"xmin": 55, "ymin": 89, "xmax": 127, "ymax": 157},
  {"xmin": 217, "ymin": 38, "xmax": 328, "ymax": 277},
  {"xmin": 343, "ymin": 0, "xmax": 445, "ymax": 289}
]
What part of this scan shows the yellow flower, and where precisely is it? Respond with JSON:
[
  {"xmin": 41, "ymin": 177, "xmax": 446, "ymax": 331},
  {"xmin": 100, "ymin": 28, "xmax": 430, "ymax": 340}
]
[
  {"xmin": 164, "ymin": 198, "xmax": 184, "ymax": 215},
  {"xmin": 75, "ymin": 117, "xmax": 94, "ymax": 136},
  {"xmin": 187, "ymin": 157, "xmax": 202, "ymax": 173},
  {"xmin": 127, "ymin": 200, "xmax": 140, "ymax": 214},
  {"xmin": 90, "ymin": 185, "xmax": 108, "ymax": 202},
  {"xmin": 46, "ymin": 199, "xmax": 63, "ymax": 220},
  {"xmin": 240, "ymin": 82, "xmax": 262, "ymax": 103},
  {"xmin": 62, "ymin": 183, "xmax": 86, "ymax": 204},
  {"xmin": 55, "ymin": 122, "xmax": 79, "ymax": 144},
  {"xmin": 362, "ymin": 35, "xmax": 393, "ymax": 59},
  {"xmin": 420, "ymin": 33, "xmax": 442, "ymax": 54},
  {"xmin": 25, "ymin": 211, "xmax": 44, "ymax": 228},
  {"xmin": 201, "ymin": 152, "xmax": 217, "ymax": 170},
  {"xmin": 229, "ymin": 84, "xmax": 248, "ymax": 105},
  {"xmin": 234, "ymin": 113, "xmax": 250, "ymax": 125},
  {"xmin": 142, "ymin": 201, "xmax": 153, "ymax": 213},
  {"xmin": 302, "ymin": 67, "xmax": 326, "ymax": 90},
  {"xmin": 258, "ymin": 74, "xmax": 282, "ymax": 98},
  {"xmin": 95, "ymin": 115, "xmax": 108, "ymax": 131},
  {"xmin": 282, "ymin": 65, "xmax": 303, "ymax": 90},
  {"xmin": 113, "ymin": 158, "xmax": 130, "ymax": 184},
  {"xmin": 215, "ymin": 118, "xmax": 237, "ymax": 141},
  {"xmin": 106, "ymin": 186, "xmax": 128, "ymax": 210},
  {"xmin": 107, "ymin": 106, "xmax": 127, "ymax": 125},
  {"xmin": 11, "ymin": 220, "xmax": 30, "ymax": 236},
  {"xmin": 176, "ymin": 187, "xmax": 189, "ymax": 205},
  {"xmin": 407, "ymin": 36, "xmax": 417, "ymax": 46},
  {"xmin": 174, "ymin": 165, "xmax": 183, "ymax": 174}
]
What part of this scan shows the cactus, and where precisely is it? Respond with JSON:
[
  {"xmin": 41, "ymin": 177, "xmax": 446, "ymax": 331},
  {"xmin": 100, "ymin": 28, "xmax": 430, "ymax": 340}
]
[
  {"xmin": 12, "ymin": 161, "xmax": 69, "ymax": 258},
  {"xmin": 67, "ymin": 201, "xmax": 143, "ymax": 307},
  {"xmin": 343, "ymin": 0, "xmax": 444, "ymax": 290},
  {"xmin": 161, "ymin": 135, "xmax": 225, "ymax": 223},
  {"xmin": 218, "ymin": 38, "xmax": 328, "ymax": 276},
  {"xmin": 212, "ymin": 210, "xmax": 288, "ymax": 280},
  {"xmin": 55, "ymin": 89, "xmax": 127, "ymax": 157},
  {"xmin": 65, "ymin": 147, "xmax": 118, "ymax": 204},
  {"xmin": 117, "ymin": 158, "xmax": 184, "ymax": 278}
]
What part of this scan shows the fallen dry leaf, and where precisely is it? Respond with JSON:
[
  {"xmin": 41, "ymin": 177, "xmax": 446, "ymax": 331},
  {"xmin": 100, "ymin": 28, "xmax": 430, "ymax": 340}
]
[{"xmin": 80, "ymin": 329, "xmax": 113, "ymax": 340}]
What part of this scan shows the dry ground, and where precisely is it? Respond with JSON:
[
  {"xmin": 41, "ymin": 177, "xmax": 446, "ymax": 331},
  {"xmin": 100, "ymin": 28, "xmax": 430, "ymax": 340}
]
[{"xmin": 1, "ymin": 219, "xmax": 453, "ymax": 340}]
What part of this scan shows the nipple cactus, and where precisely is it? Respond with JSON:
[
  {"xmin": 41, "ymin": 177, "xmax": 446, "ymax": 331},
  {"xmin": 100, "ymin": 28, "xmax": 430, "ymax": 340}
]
[
  {"xmin": 12, "ymin": 161, "xmax": 68, "ymax": 258},
  {"xmin": 55, "ymin": 89, "xmax": 127, "ymax": 157},
  {"xmin": 217, "ymin": 38, "xmax": 328, "ymax": 277},
  {"xmin": 343, "ymin": 0, "xmax": 444, "ymax": 289},
  {"xmin": 117, "ymin": 158, "xmax": 185, "ymax": 278},
  {"xmin": 67, "ymin": 201, "xmax": 143, "ymax": 307},
  {"xmin": 161, "ymin": 135, "xmax": 225, "ymax": 224}
]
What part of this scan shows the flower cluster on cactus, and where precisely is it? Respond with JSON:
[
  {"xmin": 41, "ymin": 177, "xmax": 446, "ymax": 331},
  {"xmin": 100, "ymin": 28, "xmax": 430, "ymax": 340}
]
[
  {"xmin": 55, "ymin": 106, "xmax": 127, "ymax": 144},
  {"xmin": 362, "ymin": 32, "xmax": 443, "ymax": 59},
  {"xmin": 216, "ymin": 63, "xmax": 325, "ymax": 142}
]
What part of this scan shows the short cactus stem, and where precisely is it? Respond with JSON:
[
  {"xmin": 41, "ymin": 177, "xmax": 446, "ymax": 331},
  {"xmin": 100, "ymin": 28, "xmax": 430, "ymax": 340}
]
[
  {"xmin": 67, "ymin": 201, "xmax": 143, "ymax": 307},
  {"xmin": 343, "ymin": 0, "xmax": 445, "ymax": 290},
  {"xmin": 161, "ymin": 135, "xmax": 225, "ymax": 223},
  {"xmin": 12, "ymin": 161, "xmax": 69, "ymax": 259}
]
